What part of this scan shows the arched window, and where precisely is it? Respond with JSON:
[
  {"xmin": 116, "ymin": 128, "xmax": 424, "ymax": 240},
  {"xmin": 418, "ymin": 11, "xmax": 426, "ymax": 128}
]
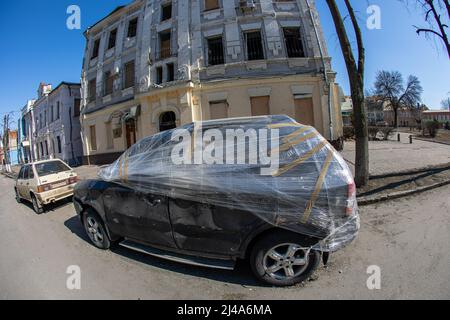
[{"xmin": 159, "ymin": 111, "xmax": 177, "ymax": 132}]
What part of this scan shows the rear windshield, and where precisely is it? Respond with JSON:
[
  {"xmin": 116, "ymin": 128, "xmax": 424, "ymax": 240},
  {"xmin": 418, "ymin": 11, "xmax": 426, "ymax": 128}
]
[{"xmin": 35, "ymin": 161, "xmax": 71, "ymax": 177}]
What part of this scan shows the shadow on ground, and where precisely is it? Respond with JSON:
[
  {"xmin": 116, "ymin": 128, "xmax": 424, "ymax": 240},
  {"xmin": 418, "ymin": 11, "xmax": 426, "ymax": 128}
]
[{"xmin": 63, "ymin": 215, "xmax": 264, "ymax": 287}]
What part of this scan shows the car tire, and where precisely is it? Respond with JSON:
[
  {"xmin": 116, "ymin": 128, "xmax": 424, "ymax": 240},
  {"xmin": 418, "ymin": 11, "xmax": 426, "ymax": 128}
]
[
  {"xmin": 250, "ymin": 230, "xmax": 321, "ymax": 287},
  {"xmin": 15, "ymin": 188, "xmax": 22, "ymax": 203},
  {"xmin": 31, "ymin": 194, "xmax": 44, "ymax": 214},
  {"xmin": 83, "ymin": 209, "xmax": 111, "ymax": 250}
]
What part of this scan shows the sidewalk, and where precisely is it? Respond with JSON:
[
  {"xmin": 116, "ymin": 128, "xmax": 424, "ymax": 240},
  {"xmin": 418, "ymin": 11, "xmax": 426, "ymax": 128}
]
[{"xmin": 340, "ymin": 133, "xmax": 450, "ymax": 176}]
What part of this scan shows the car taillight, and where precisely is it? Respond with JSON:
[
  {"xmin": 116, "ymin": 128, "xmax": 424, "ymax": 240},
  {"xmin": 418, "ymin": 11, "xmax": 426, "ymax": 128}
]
[
  {"xmin": 69, "ymin": 176, "xmax": 78, "ymax": 184},
  {"xmin": 37, "ymin": 184, "xmax": 52, "ymax": 193},
  {"xmin": 346, "ymin": 179, "xmax": 357, "ymax": 216}
]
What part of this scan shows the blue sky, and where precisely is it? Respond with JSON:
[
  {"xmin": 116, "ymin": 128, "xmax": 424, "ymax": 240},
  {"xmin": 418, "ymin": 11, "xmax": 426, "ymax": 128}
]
[{"xmin": 1, "ymin": 0, "xmax": 449, "ymax": 129}]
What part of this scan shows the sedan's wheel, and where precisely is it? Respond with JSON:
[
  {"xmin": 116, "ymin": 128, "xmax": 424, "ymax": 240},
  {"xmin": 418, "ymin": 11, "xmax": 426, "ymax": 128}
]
[
  {"xmin": 83, "ymin": 210, "xmax": 110, "ymax": 250},
  {"xmin": 31, "ymin": 195, "xmax": 44, "ymax": 214},
  {"xmin": 250, "ymin": 230, "xmax": 320, "ymax": 287},
  {"xmin": 15, "ymin": 189, "xmax": 22, "ymax": 203}
]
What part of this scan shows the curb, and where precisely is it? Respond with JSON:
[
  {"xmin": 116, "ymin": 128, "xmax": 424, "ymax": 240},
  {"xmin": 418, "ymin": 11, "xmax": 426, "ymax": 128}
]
[
  {"xmin": 413, "ymin": 137, "xmax": 450, "ymax": 146},
  {"xmin": 358, "ymin": 179, "xmax": 450, "ymax": 206},
  {"xmin": 369, "ymin": 163, "xmax": 450, "ymax": 180}
]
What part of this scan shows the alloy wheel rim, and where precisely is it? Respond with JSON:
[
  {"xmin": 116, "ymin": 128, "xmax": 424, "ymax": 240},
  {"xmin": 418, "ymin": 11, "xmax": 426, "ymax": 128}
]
[
  {"xmin": 86, "ymin": 217, "xmax": 104, "ymax": 244},
  {"xmin": 263, "ymin": 243, "xmax": 310, "ymax": 280}
]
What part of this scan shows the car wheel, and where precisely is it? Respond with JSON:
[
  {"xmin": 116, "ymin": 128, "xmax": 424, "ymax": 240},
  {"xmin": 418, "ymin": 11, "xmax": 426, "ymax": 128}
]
[
  {"xmin": 15, "ymin": 189, "xmax": 22, "ymax": 203},
  {"xmin": 31, "ymin": 194, "xmax": 44, "ymax": 214},
  {"xmin": 250, "ymin": 230, "xmax": 321, "ymax": 287},
  {"xmin": 83, "ymin": 209, "xmax": 110, "ymax": 250}
]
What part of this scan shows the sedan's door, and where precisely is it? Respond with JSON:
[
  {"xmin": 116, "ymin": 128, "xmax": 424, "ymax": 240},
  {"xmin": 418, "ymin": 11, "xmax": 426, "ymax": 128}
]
[{"xmin": 103, "ymin": 184, "xmax": 176, "ymax": 249}]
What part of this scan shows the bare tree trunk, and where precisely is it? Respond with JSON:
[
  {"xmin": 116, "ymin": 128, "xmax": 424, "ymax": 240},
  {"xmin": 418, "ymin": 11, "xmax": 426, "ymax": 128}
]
[
  {"xmin": 326, "ymin": 0, "xmax": 369, "ymax": 187},
  {"xmin": 394, "ymin": 106, "xmax": 399, "ymax": 128}
]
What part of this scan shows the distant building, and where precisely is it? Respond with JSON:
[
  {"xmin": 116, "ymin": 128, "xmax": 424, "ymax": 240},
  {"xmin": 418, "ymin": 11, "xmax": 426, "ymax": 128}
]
[
  {"xmin": 18, "ymin": 100, "xmax": 36, "ymax": 164},
  {"xmin": 33, "ymin": 82, "xmax": 83, "ymax": 166},
  {"xmin": 365, "ymin": 96, "xmax": 387, "ymax": 126},
  {"xmin": 1, "ymin": 130, "xmax": 19, "ymax": 166},
  {"xmin": 341, "ymin": 96, "xmax": 353, "ymax": 126},
  {"xmin": 422, "ymin": 110, "xmax": 450, "ymax": 125}
]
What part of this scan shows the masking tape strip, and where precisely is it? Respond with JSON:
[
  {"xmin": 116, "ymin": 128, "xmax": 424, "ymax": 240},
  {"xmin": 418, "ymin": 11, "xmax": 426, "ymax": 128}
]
[
  {"xmin": 123, "ymin": 153, "xmax": 129, "ymax": 183},
  {"xmin": 118, "ymin": 157, "xmax": 123, "ymax": 181},
  {"xmin": 275, "ymin": 131, "xmax": 319, "ymax": 154},
  {"xmin": 301, "ymin": 149, "xmax": 334, "ymax": 224},
  {"xmin": 282, "ymin": 127, "xmax": 312, "ymax": 143},
  {"xmin": 268, "ymin": 123, "xmax": 302, "ymax": 129},
  {"xmin": 272, "ymin": 140, "xmax": 328, "ymax": 177}
]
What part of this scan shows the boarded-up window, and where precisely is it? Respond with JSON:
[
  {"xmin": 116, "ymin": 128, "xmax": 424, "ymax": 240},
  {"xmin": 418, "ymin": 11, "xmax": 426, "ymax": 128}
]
[
  {"xmin": 205, "ymin": 0, "xmax": 220, "ymax": 11},
  {"xmin": 250, "ymin": 96, "xmax": 270, "ymax": 116},
  {"xmin": 90, "ymin": 125, "xmax": 97, "ymax": 151},
  {"xmin": 106, "ymin": 122, "xmax": 114, "ymax": 150},
  {"xmin": 294, "ymin": 98, "xmax": 315, "ymax": 126},
  {"xmin": 124, "ymin": 61, "xmax": 135, "ymax": 89},
  {"xmin": 88, "ymin": 78, "xmax": 96, "ymax": 102},
  {"xmin": 104, "ymin": 71, "xmax": 114, "ymax": 96},
  {"xmin": 209, "ymin": 101, "xmax": 228, "ymax": 120}
]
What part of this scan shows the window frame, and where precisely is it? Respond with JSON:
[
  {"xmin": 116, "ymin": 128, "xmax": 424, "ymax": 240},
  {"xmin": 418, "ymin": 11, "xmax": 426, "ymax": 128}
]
[
  {"xmin": 245, "ymin": 30, "xmax": 265, "ymax": 61},
  {"xmin": 91, "ymin": 38, "xmax": 101, "ymax": 60},
  {"xmin": 161, "ymin": 2, "xmax": 173, "ymax": 21},
  {"xmin": 207, "ymin": 36, "xmax": 225, "ymax": 66},
  {"xmin": 108, "ymin": 28, "xmax": 118, "ymax": 50},
  {"xmin": 127, "ymin": 18, "xmax": 138, "ymax": 38},
  {"xmin": 88, "ymin": 78, "xmax": 97, "ymax": 103},
  {"xmin": 123, "ymin": 61, "xmax": 136, "ymax": 89}
]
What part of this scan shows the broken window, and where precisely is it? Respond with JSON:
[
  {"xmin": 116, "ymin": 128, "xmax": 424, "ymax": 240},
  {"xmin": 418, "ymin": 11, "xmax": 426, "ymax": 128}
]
[
  {"xmin": 91, "ymin": 38, "xmax": 100, "ymax": 60},
  {"xmin": 246, "ymin": 31, "xmax": 264, "ymax": 61},
  {"xmin": 108, "ymin": 29, "xmax": 117, "ymax": 50},
  {"xmin": 159, "ymin": 32, "xmax": 171, "ymax": 59},
  {"xmin": 207, "ymin": 37, "xmax": 225, "ymax": 65},
  {"xmin": 156, "ymin": 66, "xmax": 163, "ymax": 84},
  {"xmin": 167, "ymin": 63, "xmax": 175, "ymax": 82},
  {"xmin": 283, "ymin": 28, "xmax": 305, "ymax": 58},
  {"xmin": 127, "ymin": 18, "xmax": 138, "ymax": 38},
  {"xmin": 161, "ymin": 3, "xmax": 172, "ymax": 21},
  {"xmin": 74, "ymin": 99, "xmax": 81, "ymax": 117}
]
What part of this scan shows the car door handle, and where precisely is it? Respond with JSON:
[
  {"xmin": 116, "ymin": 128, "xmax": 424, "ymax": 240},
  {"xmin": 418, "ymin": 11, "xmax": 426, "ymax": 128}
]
[{"xmin": 145, "ymin": 198, "xmax": 161, "ymax": 207}]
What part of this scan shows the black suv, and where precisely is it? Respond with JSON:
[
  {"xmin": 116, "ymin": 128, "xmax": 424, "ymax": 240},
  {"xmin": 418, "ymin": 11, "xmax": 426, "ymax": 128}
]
[{"xmin": 73, "ymin": 116, "xmax": 359, "ymax": 286}]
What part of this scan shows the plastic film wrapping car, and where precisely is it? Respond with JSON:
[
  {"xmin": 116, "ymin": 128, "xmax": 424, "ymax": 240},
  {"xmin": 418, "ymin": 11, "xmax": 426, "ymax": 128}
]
[{"xmin": 99, "ymin": 115, "xmax": 359, "ymax": 253}]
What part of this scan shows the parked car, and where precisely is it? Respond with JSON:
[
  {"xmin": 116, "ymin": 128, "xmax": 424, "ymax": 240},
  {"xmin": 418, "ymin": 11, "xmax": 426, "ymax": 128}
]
[
  {"xmin": 15, "ymin": 159, "xmax": 78, "ymax": 214},
  {"xmin": 73, "ymin": 116, "xmax": 359, "ymax": 286}
]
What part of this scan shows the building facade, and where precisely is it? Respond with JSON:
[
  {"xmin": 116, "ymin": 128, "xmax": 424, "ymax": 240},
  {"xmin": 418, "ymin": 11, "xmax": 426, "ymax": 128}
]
[
  {"xmin": 18, "ymin": 100, "xmax": 36, "ymax": 164},
  {"xmin": 81, "ymin": 0, "xmax": 344, "ymax": 164},
  {"xmin": 422, "ymin": 110, "xmax": 450, "ymax": 126},
  {"xmin": 34, "ymin": 82, "xmax": 83, "ymax": 166}
]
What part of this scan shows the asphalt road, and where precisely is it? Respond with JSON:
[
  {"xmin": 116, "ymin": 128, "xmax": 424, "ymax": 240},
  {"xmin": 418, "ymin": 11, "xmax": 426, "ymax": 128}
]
[{"xmin": 1, "ymin": 175, "xmax": 449, "ymax": 300}]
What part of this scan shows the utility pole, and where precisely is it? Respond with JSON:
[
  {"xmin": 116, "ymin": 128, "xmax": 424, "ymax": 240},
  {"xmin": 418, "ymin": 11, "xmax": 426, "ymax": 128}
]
[{"xmin": 2, "ymin": 114, "xmax": 11, "ymax": 172}]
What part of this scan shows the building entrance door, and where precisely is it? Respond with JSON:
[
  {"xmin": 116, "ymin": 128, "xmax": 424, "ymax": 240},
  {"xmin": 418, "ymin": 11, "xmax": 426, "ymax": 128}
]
[{"xmin": 125, "ymin": 119, "xmax": 137, "ymax": 149}]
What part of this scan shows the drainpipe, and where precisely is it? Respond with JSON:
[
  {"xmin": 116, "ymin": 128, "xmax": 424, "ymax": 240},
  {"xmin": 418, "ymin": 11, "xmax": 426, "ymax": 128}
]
[{"xmin": 305, "ymin": 0, "xmax": 334, "ymax": 141}]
